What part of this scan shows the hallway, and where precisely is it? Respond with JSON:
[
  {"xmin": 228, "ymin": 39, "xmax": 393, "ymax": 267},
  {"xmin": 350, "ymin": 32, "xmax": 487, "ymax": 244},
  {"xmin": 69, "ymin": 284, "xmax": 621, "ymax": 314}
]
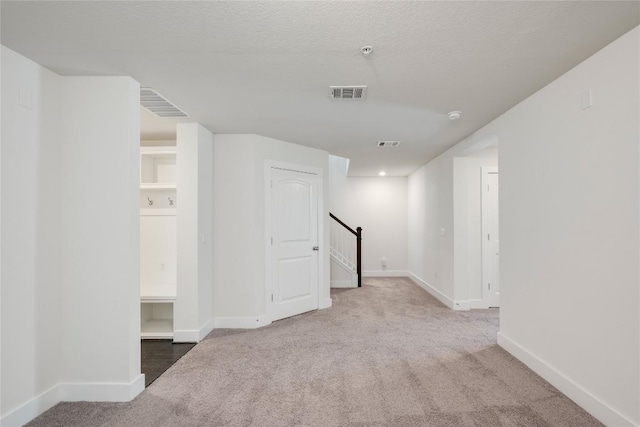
[{"xmin": 28, "ymin": 278, "xmax": 600, "ymax": 426}]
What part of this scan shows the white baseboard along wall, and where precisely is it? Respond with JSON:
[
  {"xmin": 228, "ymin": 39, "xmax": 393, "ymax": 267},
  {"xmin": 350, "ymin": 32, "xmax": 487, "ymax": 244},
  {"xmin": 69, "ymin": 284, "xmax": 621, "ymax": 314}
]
[
  {"xmin": 1, "ymin": 375, "xmax": 145, "ymax": 427},
  {"xmin": 497, "ymin": 333, "xmax": 635, "ymax": 427}
]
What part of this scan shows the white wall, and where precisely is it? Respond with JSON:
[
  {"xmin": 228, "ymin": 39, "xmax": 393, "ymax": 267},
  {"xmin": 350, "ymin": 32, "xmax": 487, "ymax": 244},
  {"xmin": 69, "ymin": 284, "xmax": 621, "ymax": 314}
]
[
  {"xmin": 408, "ymin": 153, "xmax": 456, "ymax": 307},
  {"xmin": 453, "ymin": 146, "xmax": 498, "ymax": 306},
  {"xmin": 495, "ymin": 27, "xmax": 639, "ymax": 426},
  {"xmin": 409, "ymin": 27, "xmax": 639, "ymax": 425},
  {"xmin": 331, "ymin": 177, "xmax": 408, "ymax": 276},
  {"xmin": 1, "ymin": 46, "xmax": 62, "ymax": 422},
  {"xmin": 213, "ymin": 135, "xmax": 330, "ymax": 326},
  {"xmin": 175, "ymin": 123, "xmax": 214, "ymax": 342},
  {"xmin": 1, "ymin": 47, "xmax": 144, "ymax": 426},
  {"xmin": 59, "ymin": 76, "xmax": 142, "ymax": 391}
]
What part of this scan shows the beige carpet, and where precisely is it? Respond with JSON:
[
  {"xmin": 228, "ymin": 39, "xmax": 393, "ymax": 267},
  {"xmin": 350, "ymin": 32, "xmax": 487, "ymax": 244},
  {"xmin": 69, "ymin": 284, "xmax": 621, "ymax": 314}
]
[{"xmin": 28, "ymin": 277, "xmax": 602, "ymax": 427}]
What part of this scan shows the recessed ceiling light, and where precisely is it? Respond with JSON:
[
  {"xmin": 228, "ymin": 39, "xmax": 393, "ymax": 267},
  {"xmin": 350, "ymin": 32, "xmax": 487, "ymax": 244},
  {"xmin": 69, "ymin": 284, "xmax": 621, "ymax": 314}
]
[
  {"xmin": 361, "ymin": 45, "xmax": 373, "ymax": 56},
  {"xmin": 447, "ymin": 111, "xmax": 462, "ymax": 120},
  {"xmin": 379, "ymin": 171, "xmax": 386, "ymax": 176}
]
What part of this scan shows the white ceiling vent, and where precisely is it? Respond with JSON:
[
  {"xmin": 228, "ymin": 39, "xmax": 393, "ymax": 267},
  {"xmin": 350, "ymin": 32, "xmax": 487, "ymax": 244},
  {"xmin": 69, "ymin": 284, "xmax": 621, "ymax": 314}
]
[
  {"xmin": 377, "ymin": 141, "xmax": 400, "ymax": 147},
  {"xmin": 140, "ymin": 88, "xmax": 188, "ymax": 118},
  {"xmin": 330, "ymin": 86, "xmax": 367, "ymax": 100}
]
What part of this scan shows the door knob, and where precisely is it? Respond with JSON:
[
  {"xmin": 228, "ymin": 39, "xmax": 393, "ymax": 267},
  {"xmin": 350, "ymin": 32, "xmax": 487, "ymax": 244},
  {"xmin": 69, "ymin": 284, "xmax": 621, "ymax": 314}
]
[{"xmin": 312, "ymin": 246, "xmax": 319, "ymax": 251}]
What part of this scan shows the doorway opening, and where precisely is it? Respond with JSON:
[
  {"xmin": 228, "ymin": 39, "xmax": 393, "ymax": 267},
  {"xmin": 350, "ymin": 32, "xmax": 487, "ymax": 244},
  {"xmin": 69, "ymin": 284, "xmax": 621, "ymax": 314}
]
[
  {"xmin": 481, "ymin": 167, "xmax": 500, "ymax": 308},
  {"xmin": 139, "ymin": 106, "xmax": 192, "ymax": 386},
  {"xmin": 453, "ymin": 142, "xmax": 499, "ymax": 310}
]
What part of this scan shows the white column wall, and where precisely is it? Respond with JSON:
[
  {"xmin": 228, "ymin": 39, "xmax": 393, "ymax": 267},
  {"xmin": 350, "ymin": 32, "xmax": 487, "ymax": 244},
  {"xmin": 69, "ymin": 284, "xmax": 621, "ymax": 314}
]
[
  {"xmin": 59, "ymin": 76, "xmax": 142, "ymax": 392},
  {"xmin": 1, "ymin": 48, "xmax": 144, "ymax": 426},
  {"xmin": 175, "ymin": 123, "xmax": 214, "ymax": 342},
  {"xmin": 197, "ymin": 126, "xmax": 215, "ymax": 336},
  {"xmin": 1, "ymin": 46, "xmax": 62, "ymax": 421}
]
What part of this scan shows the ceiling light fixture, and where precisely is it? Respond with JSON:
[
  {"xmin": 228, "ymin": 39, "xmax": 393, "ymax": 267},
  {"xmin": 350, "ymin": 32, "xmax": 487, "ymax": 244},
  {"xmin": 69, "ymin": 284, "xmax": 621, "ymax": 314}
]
[
  {"xmin": 361, "ymin": 45, "xmax": 373, "ymax": 56},
  {"xmin": 447, "ymin": 110, "xmax": 462, "ymax": 120},
  {"xmin": 379, "ymin": 171, "xmax": 386, "ymax": 176}
]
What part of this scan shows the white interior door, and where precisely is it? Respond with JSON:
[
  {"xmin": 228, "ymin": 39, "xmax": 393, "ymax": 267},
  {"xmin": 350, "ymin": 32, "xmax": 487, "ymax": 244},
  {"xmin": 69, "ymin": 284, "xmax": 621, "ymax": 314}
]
[
  {"xmin": 482, "ymin": 168, "xmax": 500, "ymax": 307},
  {"xmin": 270, "ymin": 168, "xmax": 319, "ymax": 321}
]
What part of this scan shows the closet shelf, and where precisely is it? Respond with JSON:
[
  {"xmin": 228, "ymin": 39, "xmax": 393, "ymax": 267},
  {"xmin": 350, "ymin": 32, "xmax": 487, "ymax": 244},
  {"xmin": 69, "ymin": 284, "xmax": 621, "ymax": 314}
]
[
  {"xmin": 141, "ymin": 319, "xmax": 173, "ymax": 339},
  {"xmin": 140, "ymin": 146, "xmax": 177, "ymax": 155},
  {"xmin": 141, "ymin": 295, "xmax": 176, "ymax": 303},
  {"xmin": 140, "ymin": 283, "xmax": 176, "ymax": 303},
  {"xmin": 140, "ymin": 183, "xmax": 177, "ymax": 190},
  {"xmin": 140, "ymin": 208, "xmax": 176, "ymax": 216}
]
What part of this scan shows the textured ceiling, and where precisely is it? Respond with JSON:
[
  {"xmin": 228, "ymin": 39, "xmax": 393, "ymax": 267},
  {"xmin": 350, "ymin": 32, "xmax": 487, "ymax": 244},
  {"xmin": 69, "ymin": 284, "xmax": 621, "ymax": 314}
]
[{"xmin": 2, "ymin": 1, "xmax": 638, "ymax": 175}]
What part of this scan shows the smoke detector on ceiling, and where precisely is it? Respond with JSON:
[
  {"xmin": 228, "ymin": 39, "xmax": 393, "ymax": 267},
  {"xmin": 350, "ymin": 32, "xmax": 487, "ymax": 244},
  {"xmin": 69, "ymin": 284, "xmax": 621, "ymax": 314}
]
[
  {"xmin": 447, "ymin": 110, "xmax": 462, "ymax": 120},
  {"xmin": 330, "ymin": 86, "xmax": 367, "ymax": 100},
  {"xmin": 361, "ymin": 46, "xmax": 373, "ymax": 56},
  {"xmin": 140, "ymin": 88, "xmax": 189, "ymax": 118},
  {"xmin": 377, "ymin": 141, "xmax": 400, "ymax": 147}
]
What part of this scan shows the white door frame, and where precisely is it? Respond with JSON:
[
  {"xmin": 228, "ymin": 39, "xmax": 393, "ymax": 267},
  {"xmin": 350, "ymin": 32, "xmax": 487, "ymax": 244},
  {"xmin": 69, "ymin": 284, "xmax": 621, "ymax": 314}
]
[
  {"xmin": 481, "ymin": 166, "xmax": 499, "ymax": 307},
  {"xmin": 264, "ymin": 160, "xmax": 324, "ymax": 324}
]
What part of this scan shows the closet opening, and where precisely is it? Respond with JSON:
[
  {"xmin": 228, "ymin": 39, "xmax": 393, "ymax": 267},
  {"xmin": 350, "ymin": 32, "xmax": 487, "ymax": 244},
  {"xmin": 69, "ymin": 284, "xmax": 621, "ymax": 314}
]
[{"xmin": 139, "ymin": 106, "xmax": 192, "ymax": 386}]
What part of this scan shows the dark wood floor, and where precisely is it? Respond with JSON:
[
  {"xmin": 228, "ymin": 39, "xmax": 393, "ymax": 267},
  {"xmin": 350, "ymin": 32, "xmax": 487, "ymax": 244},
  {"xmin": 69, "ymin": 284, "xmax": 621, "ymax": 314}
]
[{"xmin": 141, "ymin": 340, "xmax": 196, "ymax": 387}]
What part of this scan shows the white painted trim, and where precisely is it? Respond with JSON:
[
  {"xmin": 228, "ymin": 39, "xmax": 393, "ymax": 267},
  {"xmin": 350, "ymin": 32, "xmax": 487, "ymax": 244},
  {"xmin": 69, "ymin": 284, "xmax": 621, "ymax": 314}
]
[
  {"xmin": 173, "ymin": 329, "xmax": 200, "ymax": 343},
  {"xmin": 319, "ymin": 297, "xmax": 332, "ymax": 309},
  {"xmin": 362, "ymin": 270, "xmax": 408, "ymax": 277},
  {"xmin": 498, "ymin": 332, "xmax": 635, "ymax": 427},
  {"xmin": 0, "ymin": 385, "xmax": 61, "ymax": 427},
  {"xmin": 330, "ymin": 280, "xmax": 356, "ymax": 288},
  {"xmin": 408, "ymin": 272, "xmax": 468, "ymax": 310},
  {"xmin": 469, "ymin": 299, "xmax": 489, "ymax": 309},
  {"xmin": 481, "ymin": 166, "xmax": 499, "ymax": 308},
  {"xmin": 214, "ymin": 315, "xmax": 271, "ymax": 329},
  {"xmin": 198, "ymin": 317, "xmax": 215, "ymax": 341},
  {"xmin": 453, "ymin": 300, "xmax": 470, "ymax": 311},
  {"xmin": 1, "ymin": 376, "xmax": 145, "ymax": 427},
  {"xmin": 62, "ymin": 374, "xmax": 145, "ymax": 402}
]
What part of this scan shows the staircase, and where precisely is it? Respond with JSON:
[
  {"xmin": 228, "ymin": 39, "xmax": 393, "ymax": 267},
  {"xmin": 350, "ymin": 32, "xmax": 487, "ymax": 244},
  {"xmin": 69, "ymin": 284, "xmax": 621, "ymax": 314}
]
[{"xmin": 329, "ymin": 213, "xmax": 362, "ymax": 288}]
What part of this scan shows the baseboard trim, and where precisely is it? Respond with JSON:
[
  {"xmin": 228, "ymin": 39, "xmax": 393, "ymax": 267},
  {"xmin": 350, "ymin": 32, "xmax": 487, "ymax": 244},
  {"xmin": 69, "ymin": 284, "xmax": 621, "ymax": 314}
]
[
  {"xmin": 214, "ymin": 315, "xmax": 271, "ymax": 329},
  {"xmin": 408, "ymin": 272, "xmax": 456, "ymax": 310},
  {"xmin": 497, "ymin": 332, "xmax": 636, "ymax": 427},
  {"xmin": 173, "ymin": 329, "xmax": 200, "ymax": 343},
  {"xmin": 1, "ymin": 375, "xmax": 145, "ymax": 427},
  {"xmin": 330, "ymin": 280, "xmax": 356, "ymax": 288},
  {"xmin": 63, "ymin": 374, "xmax": 145, "ymax": 402},
  {"xmin": 319, "ymin": 297, "xmax": 332, "ymax": 309},
  {"xmin": 362, "ymin": 270, "xmax": 408, "ymax": 277},
  {"xmin": 453, "ymin": 300, "xmax": 470, "ymax": 310},
  {"xmin": 198, "ymin": 318, "xmax": 215, "ymax": 341},
  {"xmin": 0, "ymin": 384, "xmax": 61, "ymax": 427},
  {"xmin": 469, "ymin": 299, "xmax": 489, "ymax": 309}
]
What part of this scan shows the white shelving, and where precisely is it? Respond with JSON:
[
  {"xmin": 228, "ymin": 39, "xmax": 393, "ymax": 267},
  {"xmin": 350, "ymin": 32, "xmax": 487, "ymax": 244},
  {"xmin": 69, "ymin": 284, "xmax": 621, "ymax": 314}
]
[
  {"xmin": 140, "ymin": 183, "xmax": 177, "ymax": 190},
  {"xmin": 140, "ymin": 301, "xmax": 174, "ymax": 339},
  {"xmin": 140, "ymin": 146, "xmax": 177, "ymax": 185},
  {"xmin": 140, "ymin": 145, "xmax": 177, "ymax": 339}
]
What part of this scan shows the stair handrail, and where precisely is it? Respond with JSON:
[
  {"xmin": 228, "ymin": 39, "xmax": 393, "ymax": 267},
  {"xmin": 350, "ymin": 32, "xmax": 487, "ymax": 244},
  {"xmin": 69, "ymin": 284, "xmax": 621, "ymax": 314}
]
[{"xmin": 329, "ymin": 213, "xmax": 362, "ymax": 287}]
